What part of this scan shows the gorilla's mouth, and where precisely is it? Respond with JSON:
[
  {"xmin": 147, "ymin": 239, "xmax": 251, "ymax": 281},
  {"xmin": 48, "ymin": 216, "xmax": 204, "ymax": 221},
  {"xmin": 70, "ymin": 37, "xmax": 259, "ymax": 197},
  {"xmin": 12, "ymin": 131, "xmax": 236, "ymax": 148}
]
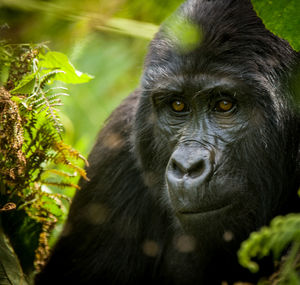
[{"xmin": 178, "ymin": 203, "xmax": 233, "ymax": 216}]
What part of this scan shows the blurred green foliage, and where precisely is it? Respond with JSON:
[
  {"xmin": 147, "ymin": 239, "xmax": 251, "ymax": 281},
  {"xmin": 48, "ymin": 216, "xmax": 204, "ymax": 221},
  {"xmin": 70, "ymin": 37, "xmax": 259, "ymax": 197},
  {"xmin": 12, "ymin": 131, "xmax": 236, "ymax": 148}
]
[
  {"xmin": 63, "ymin": 34, "xmax": 148, "ymax": 156},
  {"xmin": 251, "ymin": 0, "xmax": 300, "ymax": 51},
  {"xmin": 239, "ymin": 214, "xmax": 300, "ymax": 284},
  {"xmin": 164, "ymin": 14, "xmax": 203, "ymax": 53},
  {"xmin": 0, "ymin": 0, "xmax": 182, "ymax": 159}
]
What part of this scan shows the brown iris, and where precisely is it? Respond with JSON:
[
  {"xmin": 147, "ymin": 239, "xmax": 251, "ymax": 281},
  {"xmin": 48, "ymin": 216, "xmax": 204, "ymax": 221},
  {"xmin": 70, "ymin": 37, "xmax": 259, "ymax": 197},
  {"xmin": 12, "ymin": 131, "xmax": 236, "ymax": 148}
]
[
  {"xmin": 216, "ymin": 100, "xmax": 233, "ymax": 112},
  {"xmin": 171, "ymin": 100, "xmax": 185, "ymax": 112}
]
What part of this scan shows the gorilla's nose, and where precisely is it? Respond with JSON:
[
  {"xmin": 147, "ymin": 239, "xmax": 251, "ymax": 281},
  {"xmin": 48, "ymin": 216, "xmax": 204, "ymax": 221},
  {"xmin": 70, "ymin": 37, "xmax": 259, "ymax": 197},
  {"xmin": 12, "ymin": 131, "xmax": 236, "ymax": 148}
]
[{"xmin": 166, "ymin": 145, "xmax": 213, "ymax": 190}]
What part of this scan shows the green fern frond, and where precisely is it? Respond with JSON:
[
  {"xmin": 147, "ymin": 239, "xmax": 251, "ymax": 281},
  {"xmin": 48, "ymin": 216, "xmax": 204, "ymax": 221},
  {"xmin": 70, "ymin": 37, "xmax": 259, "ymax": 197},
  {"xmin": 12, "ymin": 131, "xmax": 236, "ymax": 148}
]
[
  {"xmin": 238, "ymin": 214, "xmax": 300, "ymax": 275},
  {"xmin": 42, "ymin": 169, "xmax": 78, "ymax": 179},
  {"xmin": 0, "ymin": 42, "xmax": 91, "ymax": 274},
  {"xmin": 53, "ymin": 141, "xmax": 89, "ymax": 166},
  {"xmin": 39, "ymin": 70, "xmax": 65, "ymax": 89},
  {"xmin": 23, "ymin": 71, "xmax": 70, "ymax": 136},
  {"xmin": 45, "ymin": 86, "xmax": 68, "ymax": 93},
  {"xmin": 38, "ymin": 99, "xmax": 64, "ymax": 134},
  {"xmin": 39, "ymin": 191, "xmax": 71, "ymax": 204},
  {"xmin": 41, "ymin": 181, "xmax": 81, "ymax": 190}
]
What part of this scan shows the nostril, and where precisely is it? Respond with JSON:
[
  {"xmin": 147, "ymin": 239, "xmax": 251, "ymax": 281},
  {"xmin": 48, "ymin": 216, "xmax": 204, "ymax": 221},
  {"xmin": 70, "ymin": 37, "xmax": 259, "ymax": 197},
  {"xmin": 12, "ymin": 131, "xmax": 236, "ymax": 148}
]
[
  {"xmin": 171, "ymin": 159, "xmax": 186, "ymax": 178},
  {"xmin": 169, "ymin": 157, "xmax": 211, "ymax": 181},
  {"xmin": 167, "ymin": 147, "xmax": 213, "ymax": 187},
  {"xmin": 188, "ymin": 160, "xmax": 204, "ymax": 179}
]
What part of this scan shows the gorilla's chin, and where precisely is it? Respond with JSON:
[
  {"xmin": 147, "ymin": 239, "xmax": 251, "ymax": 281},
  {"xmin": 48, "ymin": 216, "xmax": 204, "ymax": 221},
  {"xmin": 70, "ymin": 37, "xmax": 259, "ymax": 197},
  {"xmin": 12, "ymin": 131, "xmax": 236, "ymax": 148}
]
[{"xmin": 178, "ymin": 203, "xmax": 233, "ymax": 216}]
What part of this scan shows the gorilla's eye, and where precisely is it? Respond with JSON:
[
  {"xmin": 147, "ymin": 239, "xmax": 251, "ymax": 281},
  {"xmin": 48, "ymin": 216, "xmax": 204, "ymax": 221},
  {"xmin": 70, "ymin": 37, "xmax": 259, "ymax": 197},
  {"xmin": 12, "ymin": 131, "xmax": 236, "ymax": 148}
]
[
  {"xmin": 171, "ymin": 100, "xmax": 186, "ymax": 112},
  {"xmin": 215, "ymin": 100, "xmax": 234, "ymax": 112}
]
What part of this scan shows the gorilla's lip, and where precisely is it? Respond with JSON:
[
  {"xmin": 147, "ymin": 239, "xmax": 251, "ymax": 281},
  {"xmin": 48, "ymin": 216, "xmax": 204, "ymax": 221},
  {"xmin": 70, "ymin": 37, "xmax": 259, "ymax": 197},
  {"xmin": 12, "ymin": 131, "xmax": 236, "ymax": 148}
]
[{"xmin": 178, "ymin": 203, "xmax": 233, "ymax": 216}]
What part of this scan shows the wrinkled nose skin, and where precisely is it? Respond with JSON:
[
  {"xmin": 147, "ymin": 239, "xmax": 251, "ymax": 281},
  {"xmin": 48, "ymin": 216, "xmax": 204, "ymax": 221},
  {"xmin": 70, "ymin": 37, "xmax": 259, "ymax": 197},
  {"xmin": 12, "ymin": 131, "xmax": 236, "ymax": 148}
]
[{"xmin": 166, "ymin": 144, "xmax": 213, "ymax": 205}]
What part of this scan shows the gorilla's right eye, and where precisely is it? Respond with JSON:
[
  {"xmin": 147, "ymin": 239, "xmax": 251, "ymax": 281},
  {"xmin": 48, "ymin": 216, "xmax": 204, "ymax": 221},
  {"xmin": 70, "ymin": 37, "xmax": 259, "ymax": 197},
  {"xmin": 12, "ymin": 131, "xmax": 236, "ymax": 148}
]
[
  {"xmin": 171, "ymin": 100, "xmax": 186, "ymax": 112},
  {"xmin": 215, "ymin": 100, "xmax": 234, "ymax": 112}
]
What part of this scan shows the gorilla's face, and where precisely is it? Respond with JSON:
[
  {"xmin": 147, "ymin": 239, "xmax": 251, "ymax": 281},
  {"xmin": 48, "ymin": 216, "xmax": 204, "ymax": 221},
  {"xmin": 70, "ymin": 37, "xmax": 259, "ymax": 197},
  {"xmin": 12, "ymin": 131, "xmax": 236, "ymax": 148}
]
[{"xmin": 144, "ymin": 75, "xmax": 274, "ymax": 237}]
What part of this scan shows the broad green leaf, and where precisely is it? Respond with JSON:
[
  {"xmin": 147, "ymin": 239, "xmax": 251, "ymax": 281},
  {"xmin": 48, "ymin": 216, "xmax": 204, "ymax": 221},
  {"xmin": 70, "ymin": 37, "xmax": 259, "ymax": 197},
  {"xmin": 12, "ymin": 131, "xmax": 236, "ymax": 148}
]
[
  {"xmin": 251, "ymin": 0, "xmax": 300, "ymax": 51},
  {"xmin": 11, "ymin": 96, "xmax": 22, "ymax": 104},
  {"xmin": 11, "ymin": 73, "xmax": 36, "ymax": 95},
  {"xmin": 0, "ymin": 226, "xmax": 28, "ymax": 285},
  {"xmin": 39, "ymin": 51, "xmax": 94, "ymax": 84},
  {"xmin": 0, "ymin": 65, "xmax": 10, "ymax": 86}
]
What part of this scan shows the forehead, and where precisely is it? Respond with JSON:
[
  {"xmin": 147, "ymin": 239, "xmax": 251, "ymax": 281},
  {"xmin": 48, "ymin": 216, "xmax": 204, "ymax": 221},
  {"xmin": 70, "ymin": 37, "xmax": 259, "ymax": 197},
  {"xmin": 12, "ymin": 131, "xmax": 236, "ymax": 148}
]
[
  {"xmin": 142, "ymin": 49, "xmax": 255, "ymax": 96},
  {"xmin": 145, "ymin": 72, "xmax": 244, "ymax": 93}
]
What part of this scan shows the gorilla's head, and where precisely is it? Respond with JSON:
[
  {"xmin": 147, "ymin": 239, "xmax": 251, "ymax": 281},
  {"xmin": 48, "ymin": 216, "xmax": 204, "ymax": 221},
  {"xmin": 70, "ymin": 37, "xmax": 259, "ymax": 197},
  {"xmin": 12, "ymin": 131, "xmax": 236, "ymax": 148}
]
[{"xmin": 134, "ymin": 0, "xmax": 300, "ymax": 245}]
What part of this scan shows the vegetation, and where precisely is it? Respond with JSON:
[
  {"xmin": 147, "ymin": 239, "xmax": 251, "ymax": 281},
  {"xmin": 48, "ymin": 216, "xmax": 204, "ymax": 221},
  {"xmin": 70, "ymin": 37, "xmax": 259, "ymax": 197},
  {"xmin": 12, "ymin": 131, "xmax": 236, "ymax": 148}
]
[
  {"xmin": 251, "ymin": 0, "xmax": 300, "ymax": 51},
  {"xmin": 0, "ymin": 42, "xmax": 91, "ymax": 282},
  {"xmin": 239, "ymin": 214, "xmax": 300, "ymax": 284}
]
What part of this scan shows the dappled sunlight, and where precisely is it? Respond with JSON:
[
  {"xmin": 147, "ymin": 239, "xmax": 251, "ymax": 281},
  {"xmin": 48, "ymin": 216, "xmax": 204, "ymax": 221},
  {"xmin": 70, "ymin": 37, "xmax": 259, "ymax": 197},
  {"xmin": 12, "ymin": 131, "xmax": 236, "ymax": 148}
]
[
  {"xmin": 102, "ymin": 132, "xmax": 125, "ymax": 150},
  {"xmin": 173, "ymin": 234, "xmax": 196, "ymax": 253},
  {"xmin": 142, "ymin": 240, "xmax": 160, "ymax": 257},
  {"xmin": 84, "ymin": 203, "xmax": 110, "ymax": 225}
]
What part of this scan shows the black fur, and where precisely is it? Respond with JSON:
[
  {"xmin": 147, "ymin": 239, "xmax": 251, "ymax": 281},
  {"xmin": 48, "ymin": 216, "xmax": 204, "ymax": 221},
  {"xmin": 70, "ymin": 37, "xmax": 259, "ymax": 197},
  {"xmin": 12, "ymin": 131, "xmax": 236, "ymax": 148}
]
[{"xmin": 36, "ymin": 0, "xmax": 300, "ymax": 284}]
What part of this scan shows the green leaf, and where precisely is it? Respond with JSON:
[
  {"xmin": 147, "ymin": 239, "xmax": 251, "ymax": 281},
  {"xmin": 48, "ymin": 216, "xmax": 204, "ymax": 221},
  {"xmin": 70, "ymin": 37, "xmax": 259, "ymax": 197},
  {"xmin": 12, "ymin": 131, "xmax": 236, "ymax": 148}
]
[
  {"xmin": 238, "ymin": 214, "xmax": 300, "ymax": 274},
  {"xmin": 0, "ymin": 64, "xmax": 10, "ymax": 86},
  {"xmin": 10, "ymin": 96, "xmax": 22, "ymax": 104},
  {"xmin": 38, "ymin": 51, "xmax": 94, "ymax": 84},
  {"xmin": 11, "ymin": 73, "xmax": 36, "ymax": 95},
  {"xmin": 0, "ymin": 225, "xmax": 28, "ymax": 285},
  {"xmin": 40, "ymin": 196, "xmax": 64, "ymax": 220},
  {"xmin": 251, "ymin": 0, "xmax": 300, "ymax": 51}
]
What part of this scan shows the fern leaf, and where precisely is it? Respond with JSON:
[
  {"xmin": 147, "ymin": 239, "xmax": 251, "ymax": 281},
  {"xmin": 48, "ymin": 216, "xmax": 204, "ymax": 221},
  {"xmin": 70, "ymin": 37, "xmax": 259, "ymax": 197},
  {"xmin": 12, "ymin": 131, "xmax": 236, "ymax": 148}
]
[
  {"xmin": 45, "ymin": 86, "xmax": 68, "ymax": 93},
  {"xmin": 42, "ymin": 169, "xmax": 78, "ymax": 178},
  {"xmin": 238, "ymin": 214, "xmax": 300, "ymax": 273},
  {"xmin": 39, "ymin": 70, "xmax": 65, "ymax": 89},
  {"xmin": 41, "ymin": 181, "xmax": 81, "ymax": 190},
  {"xmin": 48, "ymin": 99, "xmax": 62, "ymax": 105},
  {"xmin": 46, "ymin": 93, "xmax": 69, "ymax": 100}
]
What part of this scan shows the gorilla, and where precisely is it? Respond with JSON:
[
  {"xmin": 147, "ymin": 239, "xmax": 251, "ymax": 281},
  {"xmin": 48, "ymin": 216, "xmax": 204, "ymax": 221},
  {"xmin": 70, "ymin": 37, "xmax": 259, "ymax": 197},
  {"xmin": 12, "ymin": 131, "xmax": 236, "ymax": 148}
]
[{"xmin": 36, "ymin": 0, "xmax": 300, "ymax": 284}]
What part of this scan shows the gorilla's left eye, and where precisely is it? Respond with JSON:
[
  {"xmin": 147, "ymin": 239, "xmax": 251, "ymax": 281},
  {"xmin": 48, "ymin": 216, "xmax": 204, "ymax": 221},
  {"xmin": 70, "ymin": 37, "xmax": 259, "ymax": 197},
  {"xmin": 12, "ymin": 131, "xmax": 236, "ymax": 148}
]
[
  {"xmin": 215, "ymin": 100, "xmax": 234, "ymax": 113},
  {"xmin": 171, "ymin": 100, "xmax": 186, "ymax": 112}
]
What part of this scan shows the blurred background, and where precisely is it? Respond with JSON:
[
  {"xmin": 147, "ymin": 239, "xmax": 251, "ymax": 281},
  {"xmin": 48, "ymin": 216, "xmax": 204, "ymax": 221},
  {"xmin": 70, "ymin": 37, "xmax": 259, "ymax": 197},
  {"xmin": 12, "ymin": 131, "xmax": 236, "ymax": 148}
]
[{"xmin": 0, "ymin": 0, "xmax": 182, "ymax": 160}]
